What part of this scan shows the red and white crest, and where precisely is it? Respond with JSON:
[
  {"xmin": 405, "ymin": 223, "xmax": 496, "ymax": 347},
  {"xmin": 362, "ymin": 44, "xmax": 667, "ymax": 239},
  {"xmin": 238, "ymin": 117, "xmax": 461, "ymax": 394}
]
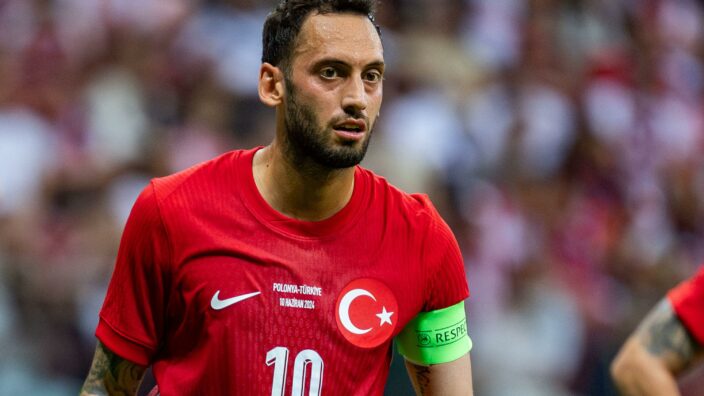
[{"xmin": 335, "ymin": 278, "xmax": 398, "ymax": 348}]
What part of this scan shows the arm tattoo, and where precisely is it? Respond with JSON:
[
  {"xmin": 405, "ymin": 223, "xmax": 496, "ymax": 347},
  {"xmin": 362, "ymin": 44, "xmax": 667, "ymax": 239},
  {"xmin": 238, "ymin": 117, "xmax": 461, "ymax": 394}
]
[
  {"xmin": 410, "ymin": 364, "xmax": 432, "ymax": 395},
  {"xmin": 81, "ymin": 342, "xmax": 146, "ymax": 396},
  {"xmin": 635, "ymin": 299, "xmax": 699, "ymax": 373}
]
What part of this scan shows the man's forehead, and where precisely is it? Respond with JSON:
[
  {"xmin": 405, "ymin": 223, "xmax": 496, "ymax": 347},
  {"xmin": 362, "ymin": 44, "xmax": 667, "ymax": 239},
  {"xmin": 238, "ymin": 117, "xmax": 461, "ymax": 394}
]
[{"xmin": 293, "ymin": 12, "xmax": 383, "ymax": 63}]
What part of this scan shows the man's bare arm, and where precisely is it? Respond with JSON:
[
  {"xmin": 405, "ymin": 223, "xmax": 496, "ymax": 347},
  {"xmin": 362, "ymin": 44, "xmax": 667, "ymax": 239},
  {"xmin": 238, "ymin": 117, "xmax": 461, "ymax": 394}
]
[
  {"xmin": 404, "ymin": 353, "xmax": 473, "ymax": 396},
  {"xmin": 611, "ymin": 298, "xmax": 704, "ymax": 396},
  {"xmin": 80, "ymin": 341, "xmax": 147, "ymax": 396}
]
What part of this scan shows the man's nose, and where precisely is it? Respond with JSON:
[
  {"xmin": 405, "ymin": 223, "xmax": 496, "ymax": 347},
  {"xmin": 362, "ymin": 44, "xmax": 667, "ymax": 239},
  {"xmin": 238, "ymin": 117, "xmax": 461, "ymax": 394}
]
[{"xmin": 341, "ymin": 76, "xmax": 367, "ymax": 115}]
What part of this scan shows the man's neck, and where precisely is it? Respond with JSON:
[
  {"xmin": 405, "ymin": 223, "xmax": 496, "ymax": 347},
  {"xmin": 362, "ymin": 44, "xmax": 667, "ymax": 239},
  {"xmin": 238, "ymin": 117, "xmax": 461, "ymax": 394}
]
[{"xmin": 252, "ymin": 144, "xmax": 356, "ymax": 222}]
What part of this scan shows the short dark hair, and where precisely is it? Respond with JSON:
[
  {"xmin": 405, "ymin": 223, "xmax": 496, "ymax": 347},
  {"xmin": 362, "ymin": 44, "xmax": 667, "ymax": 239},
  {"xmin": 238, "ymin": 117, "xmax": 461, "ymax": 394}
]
[{"xmin": 262, "ymin": 0, "xmax": 380, "ymax": 70}]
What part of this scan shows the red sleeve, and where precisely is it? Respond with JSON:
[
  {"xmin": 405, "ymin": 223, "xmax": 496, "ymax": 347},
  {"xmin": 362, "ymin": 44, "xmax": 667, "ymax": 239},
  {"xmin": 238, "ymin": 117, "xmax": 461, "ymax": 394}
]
[
  {"xmin": 96, "ymin": 182, "xmax": 172, "ymax": 366},
  {"xmin": 418, "ymin": 197, "xmax": 469, "ymax": 312},
  {"xmin": 668, "ymin": 265, "xmax": 704, "ymax": 346}
]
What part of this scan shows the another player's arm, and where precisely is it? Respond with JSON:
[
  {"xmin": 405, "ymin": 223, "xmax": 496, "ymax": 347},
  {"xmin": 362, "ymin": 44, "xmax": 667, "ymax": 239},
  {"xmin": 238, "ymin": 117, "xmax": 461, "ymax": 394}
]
[
  {"xmin": 611, "ymin": 298, "xmax": 704, "ymax": 396},
  {"xmin": 80, "ymin": 341, "xmax": 147, "ymax": 396},
  {"xmin": 405, "ymin": 353, "xmax": 473, "ymax": 396}
]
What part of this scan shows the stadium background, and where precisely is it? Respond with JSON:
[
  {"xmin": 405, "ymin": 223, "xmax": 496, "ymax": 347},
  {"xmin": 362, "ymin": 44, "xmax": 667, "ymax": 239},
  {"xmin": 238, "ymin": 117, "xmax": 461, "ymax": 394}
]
[{"xmin": 1, "ymin": 0, "xmax": 704, "ymax": 394}]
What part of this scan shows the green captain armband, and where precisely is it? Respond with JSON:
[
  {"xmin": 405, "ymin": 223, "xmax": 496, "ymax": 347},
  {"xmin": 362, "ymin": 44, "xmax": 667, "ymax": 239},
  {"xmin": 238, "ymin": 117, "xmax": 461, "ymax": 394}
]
[{"xmin": 395, "ymin": 301, "xmax": 472, "ymax": 366}]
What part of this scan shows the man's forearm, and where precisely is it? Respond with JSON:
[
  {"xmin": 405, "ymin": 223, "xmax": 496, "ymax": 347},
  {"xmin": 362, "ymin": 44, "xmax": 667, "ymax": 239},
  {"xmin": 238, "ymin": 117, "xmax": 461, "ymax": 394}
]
[
  {"xmin": 611, "ymin": 337, "xmax": 681, "ymax": 396},
  {"xmin": 611, "ymin": 298, "xmax": 701, "ymax": 396},
  {"xmin": 80, "ymin": 341, "xmax": 146, "ymax": 396}
]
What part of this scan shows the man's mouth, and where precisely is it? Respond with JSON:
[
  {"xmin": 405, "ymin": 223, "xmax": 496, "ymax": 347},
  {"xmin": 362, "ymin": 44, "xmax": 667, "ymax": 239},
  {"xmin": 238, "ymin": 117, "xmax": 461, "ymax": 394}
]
[
  {"xmin": 332, "ymin": 119, "xmax": 367, "ymax": 142},
  {"xmin": 333, "ymin": 119, "xmax": 367, "ymax": 133}
]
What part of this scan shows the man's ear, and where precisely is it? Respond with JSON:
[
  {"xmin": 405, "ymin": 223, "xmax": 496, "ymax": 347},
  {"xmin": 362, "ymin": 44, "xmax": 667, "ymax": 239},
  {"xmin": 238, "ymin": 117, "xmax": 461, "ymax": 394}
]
[{"xmin": 258, "ymin": 63, "xmax": 285, "ymax": 107}]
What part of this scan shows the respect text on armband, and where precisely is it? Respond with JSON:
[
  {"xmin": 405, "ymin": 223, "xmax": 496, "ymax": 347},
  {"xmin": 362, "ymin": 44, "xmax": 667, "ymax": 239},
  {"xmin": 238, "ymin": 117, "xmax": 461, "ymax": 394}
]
[{"xmin": 416, "ymin": 319, "xmax": 467, "ymax": 347}]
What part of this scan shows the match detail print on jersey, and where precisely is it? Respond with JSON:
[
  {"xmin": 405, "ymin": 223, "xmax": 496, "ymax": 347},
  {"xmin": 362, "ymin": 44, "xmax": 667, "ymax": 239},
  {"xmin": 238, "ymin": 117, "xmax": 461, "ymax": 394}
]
[
  {"xmin": 210, "ymin": 290, "xmax": 261, "ymax": 310},
  {"xmin": 335, "ymin": 278, "xmax": 398, "ymax": 348},
  {"xmin": 273, "ymin": 282, "xmax": 323, "ymax": 310}
]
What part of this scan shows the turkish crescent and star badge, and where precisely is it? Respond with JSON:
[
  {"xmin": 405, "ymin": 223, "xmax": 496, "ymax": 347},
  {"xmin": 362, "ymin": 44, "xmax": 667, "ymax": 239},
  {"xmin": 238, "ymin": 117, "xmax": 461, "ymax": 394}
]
[{"xmin": 335, "ymin": 278, "xmax": 398, "ymax": 348}]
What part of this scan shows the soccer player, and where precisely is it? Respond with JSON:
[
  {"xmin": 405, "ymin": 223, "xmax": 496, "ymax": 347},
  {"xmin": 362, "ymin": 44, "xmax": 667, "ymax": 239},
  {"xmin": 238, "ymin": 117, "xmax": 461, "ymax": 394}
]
[
  {"xmin": 611, "ymin": 266, "xmax": 704, "ymax": 395},
  {"xmin": 79, "ymin": 0, "xmax": 474, "ymax": 395}
]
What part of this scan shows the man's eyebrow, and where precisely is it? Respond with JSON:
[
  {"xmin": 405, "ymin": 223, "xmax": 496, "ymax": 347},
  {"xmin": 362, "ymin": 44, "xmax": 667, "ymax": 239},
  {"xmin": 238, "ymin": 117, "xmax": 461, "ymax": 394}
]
[
  {"xmin": 366, "ymin": 61, "xmax": 385, "ymax": 70},
  {"xmin": 311, "ymin": 58, "xmax": 385, "ymax": 70}
]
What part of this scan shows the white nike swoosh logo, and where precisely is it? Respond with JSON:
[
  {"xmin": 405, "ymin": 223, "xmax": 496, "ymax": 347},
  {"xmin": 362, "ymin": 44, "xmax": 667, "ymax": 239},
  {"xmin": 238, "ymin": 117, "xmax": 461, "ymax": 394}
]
[{"xmin": 210, "ymin": 290, "xmax": 261, "ymax": 310}]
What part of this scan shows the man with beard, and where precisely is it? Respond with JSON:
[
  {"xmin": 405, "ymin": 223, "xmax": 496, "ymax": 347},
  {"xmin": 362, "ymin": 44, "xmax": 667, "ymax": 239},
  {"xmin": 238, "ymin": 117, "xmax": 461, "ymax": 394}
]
[{"xmin": 80, "ymin": 1, "xmax": 473, "ymax": 395}]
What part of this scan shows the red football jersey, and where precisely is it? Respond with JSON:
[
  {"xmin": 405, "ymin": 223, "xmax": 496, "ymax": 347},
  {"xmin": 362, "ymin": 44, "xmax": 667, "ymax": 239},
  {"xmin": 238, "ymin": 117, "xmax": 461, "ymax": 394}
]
[
  {"xmin": 668, "ymin": 265, "xmax": 704, "ymax": 345},
  {"xmin": 96, "ymin": 147, "xmax": 469, "ymax": 395}
]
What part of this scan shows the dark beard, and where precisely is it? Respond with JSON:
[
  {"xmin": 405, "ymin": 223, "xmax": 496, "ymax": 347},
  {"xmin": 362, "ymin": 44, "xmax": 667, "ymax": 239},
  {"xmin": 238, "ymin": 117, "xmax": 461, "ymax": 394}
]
[{"xmin": 283, "ymin": 80, "xmax": 371, "ymax": 169}]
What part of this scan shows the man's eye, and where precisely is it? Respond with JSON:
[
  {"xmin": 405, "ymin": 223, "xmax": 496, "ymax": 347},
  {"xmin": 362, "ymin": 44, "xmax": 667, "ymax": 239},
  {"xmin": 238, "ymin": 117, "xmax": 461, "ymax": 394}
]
[
  {"xmin": 365, "ymin": 70, "xmax": 382, "ymax": 83},
  {"xmin": 320, "ymin": 68, "xmax": 338, "ymax": 79}
]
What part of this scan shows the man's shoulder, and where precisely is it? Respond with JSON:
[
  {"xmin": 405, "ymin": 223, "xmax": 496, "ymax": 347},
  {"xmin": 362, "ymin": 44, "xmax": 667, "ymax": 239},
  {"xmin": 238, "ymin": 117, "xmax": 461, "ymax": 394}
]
[
  {"xmin": 358, "ymin": 166, "xmax": 439, "ymax": 220},
  {"xmin": 150, "ymin": 148, "xmax": 252, "ymax": 202}
]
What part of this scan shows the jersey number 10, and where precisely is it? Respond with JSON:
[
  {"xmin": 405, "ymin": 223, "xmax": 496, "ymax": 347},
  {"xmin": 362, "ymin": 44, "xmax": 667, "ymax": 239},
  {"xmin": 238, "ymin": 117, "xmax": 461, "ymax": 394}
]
[{"xmin": 266, "ymin": 346, "xmax": 324, "ymax": 396}]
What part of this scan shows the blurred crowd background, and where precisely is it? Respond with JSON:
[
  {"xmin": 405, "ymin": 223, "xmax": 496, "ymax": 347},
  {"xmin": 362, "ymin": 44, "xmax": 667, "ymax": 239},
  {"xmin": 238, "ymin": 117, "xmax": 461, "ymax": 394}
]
[{"xmin": 1, "ymin": 0, "xmax": 704, "ymax": 395}]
